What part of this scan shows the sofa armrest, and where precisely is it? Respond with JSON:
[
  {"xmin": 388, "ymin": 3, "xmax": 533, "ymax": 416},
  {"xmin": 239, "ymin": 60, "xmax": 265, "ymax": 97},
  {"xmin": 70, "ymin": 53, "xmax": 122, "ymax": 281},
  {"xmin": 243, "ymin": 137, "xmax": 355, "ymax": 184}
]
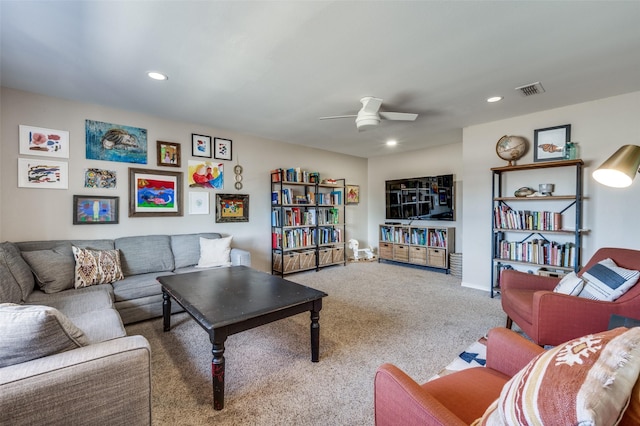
[
  {"xmin": 230, "ymin": 247, "xmax": 251, "ymax": 266},
  {"xmin": 0, "ymin": 335, "xmax": 151, "ymax": 426},
  {"xmin": 374, "ymin": 363, "xmax": 467, "ymax": 426},
  {"xmin": 486, "ymin": 327, "xmax": 544, "ymax": 377},
  {"xmin": 500, "ymin": 269, "xmax": 560, "ymax": 291}
]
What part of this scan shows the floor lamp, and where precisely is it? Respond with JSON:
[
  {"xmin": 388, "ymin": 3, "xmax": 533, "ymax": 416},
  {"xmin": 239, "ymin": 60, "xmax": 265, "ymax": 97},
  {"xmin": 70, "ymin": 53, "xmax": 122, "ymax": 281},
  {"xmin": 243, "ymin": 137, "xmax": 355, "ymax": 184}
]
[{"xmin": 592, "ymin": 145, "xmax": 640, "ymax": 188}]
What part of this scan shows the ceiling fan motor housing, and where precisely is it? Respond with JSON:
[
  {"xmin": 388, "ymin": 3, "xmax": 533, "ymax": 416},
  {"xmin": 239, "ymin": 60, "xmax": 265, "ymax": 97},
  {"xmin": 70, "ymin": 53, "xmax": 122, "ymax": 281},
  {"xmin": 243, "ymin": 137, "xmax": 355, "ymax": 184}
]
[{"xmin": 356, "ymin": 112, "xmax": 380, "ymax": 130}]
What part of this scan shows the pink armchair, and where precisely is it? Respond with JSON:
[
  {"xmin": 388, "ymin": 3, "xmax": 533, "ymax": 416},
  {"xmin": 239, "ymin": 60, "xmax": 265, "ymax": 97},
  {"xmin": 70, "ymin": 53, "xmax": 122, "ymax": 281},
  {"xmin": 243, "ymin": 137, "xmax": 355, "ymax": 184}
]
[
  {"xmin": 501, "ymin": 247, "xmax": 640, "ymax": 346},
  {"xmin": 374, "ymin": 327, "xmax": 544, "ymax": 425}
]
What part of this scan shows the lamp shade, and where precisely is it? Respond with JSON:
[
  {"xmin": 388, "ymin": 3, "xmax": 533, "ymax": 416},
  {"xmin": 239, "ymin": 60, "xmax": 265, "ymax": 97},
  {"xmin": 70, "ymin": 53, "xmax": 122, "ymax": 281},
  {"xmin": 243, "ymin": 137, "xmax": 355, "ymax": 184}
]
[{"xmin": 593, "ymin": 145, "xmax": 640, "ymax": 188}]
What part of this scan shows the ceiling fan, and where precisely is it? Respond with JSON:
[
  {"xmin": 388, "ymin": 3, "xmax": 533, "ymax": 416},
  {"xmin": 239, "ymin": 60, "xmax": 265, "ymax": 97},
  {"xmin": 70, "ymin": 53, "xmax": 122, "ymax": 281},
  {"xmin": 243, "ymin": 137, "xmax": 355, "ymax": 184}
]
[{"xmin": 319, "ymin": 96, "xmax": 418, "ymax": 131}]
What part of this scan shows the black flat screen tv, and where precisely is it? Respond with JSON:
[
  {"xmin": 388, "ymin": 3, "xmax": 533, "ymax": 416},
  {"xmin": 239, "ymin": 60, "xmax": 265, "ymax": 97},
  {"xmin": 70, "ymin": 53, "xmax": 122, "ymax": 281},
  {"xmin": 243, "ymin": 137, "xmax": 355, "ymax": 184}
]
[{"xmin": 385, "ymin": 174, "xmax": 454, "ymax": 221}]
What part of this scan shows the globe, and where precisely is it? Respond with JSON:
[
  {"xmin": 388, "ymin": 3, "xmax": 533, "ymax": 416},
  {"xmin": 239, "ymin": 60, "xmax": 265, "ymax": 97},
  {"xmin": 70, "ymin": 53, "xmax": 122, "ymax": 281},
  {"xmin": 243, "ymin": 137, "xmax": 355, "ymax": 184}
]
[{"xmin": 496, "ymin": 135, "xmax": 527, "ymax": 166}]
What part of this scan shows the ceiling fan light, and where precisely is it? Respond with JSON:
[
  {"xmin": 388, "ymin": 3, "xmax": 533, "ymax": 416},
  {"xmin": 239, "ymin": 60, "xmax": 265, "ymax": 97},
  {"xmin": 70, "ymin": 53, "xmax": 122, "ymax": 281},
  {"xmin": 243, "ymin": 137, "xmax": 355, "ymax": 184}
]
[
  {"xmin": 592, "ymin": 145, "xmax": 640, "ymax": 188},
  {"xmin": 147, "ymin": 71, "xmax": 168, "ymax": 81},
  {"xmin": 386, "ymin": 140, "xmax": 397, "ymax": 146},
  {"xmin": 487, "ymin": 96, "xmax": 503, "ymax": 103}
]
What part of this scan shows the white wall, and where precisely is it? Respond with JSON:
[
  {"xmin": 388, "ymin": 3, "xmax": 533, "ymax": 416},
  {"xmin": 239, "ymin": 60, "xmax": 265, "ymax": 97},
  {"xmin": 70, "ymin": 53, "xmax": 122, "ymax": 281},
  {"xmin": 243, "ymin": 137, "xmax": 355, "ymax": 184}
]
[
  {"xmin": 0, "ymin": 88, "xmax": 368, "ymax": 272},
  {"xmin": 366, "ymin": 143, "xmax": 463, "ymax": 251},
  {"xmin": 462, "ymin": 91, "xmax": 640, "ymax": 291}
]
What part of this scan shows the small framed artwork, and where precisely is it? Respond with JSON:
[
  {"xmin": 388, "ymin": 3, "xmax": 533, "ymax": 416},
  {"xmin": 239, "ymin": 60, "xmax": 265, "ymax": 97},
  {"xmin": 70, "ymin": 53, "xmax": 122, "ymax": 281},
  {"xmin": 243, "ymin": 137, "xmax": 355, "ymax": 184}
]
[
  {"xmin": 188, "ymin": 160, "xmax": 224, "ymax": 189},
  {"xmin": 73, "ymin": 195, "xmax": 119, "ymax": 225},
  {"xmin": 192, "ymin": 134, "xmax": 212, "ymax": 158},
  {"xmin": 19, "ymin": 125, "xmax": 70, "ymax": 158},
  {"xmin": 534, "ymin": 124, "xmax": 571, "ymax": 162},
  {"xmin": 157, "ymin": 141, "xmax": 181, "ymax": 167},
  {"xmin": 346, "ymin": 184, "xmax": 360, "ymax": 204},
  {"xmin": 84, "ymin": 168, "xmax": 116, "ymax": 189},
  {"xmin": 214, "ymin": 137, "xmax": 232, "ymax": 161},
  {"xmin": 129, "ymin": 168, "xmax": 183, "ymax": 217},
  {"xmin": 216, "ymin": 193, "xmax": 249, "ymax": 223},
  {"xmin": 18, "ymin": 158, "xmax": 68, "ymax": 189},
  {"xmin": 189, "ymin": 192, "xmax": 209, "ymax": 215}
]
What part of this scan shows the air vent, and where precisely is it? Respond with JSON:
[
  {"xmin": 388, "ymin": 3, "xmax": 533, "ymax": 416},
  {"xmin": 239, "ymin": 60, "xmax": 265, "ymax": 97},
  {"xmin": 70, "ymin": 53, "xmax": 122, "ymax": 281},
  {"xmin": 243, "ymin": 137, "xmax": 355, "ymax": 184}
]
[{"xmin": 515, "ymin": 82, "xmax": 545, "ymax": 97}]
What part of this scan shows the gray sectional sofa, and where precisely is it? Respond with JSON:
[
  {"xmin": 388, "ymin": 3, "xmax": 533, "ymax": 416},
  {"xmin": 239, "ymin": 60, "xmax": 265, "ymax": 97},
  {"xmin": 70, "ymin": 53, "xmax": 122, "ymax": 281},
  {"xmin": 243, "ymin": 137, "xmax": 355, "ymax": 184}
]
[{"xmin": 0, "ymin": 232, "xmax": 250, "ymax": 426}]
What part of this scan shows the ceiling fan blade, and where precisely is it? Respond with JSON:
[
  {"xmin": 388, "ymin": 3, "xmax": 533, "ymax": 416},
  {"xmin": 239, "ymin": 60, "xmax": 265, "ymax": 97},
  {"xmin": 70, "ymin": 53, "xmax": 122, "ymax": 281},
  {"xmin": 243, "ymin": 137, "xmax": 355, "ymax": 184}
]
[
  {"xmin": 379, "ymin": 111, "xmax": 418, "ymax": 121},
  {"xmin": 360, "ymin": 97, "xmax": 383, "ymax": 114},
  {"xmin": 319, "ymin": 115, "xmax": 357, "ymax": 120}
]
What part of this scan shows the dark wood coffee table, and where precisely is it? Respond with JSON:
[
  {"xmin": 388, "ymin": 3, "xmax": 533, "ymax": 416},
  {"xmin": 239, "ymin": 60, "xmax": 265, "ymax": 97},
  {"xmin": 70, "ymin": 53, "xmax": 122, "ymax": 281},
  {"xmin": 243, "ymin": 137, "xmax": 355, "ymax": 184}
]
[{"xmin": 158, "ymin": 265, "xmax": 327, "ymax": 410}]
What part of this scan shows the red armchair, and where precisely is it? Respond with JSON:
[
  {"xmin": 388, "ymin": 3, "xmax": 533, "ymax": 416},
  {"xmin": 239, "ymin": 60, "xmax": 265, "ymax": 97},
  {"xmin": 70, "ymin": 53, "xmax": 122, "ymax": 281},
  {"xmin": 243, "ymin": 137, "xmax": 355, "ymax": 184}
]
[
  {"xmin": 374, "ymin": 327, "xmax": 543, "ymax": 426},
  {"xmin": 501, "ymin": 247, "xmax": 640, "ymax": 346}
]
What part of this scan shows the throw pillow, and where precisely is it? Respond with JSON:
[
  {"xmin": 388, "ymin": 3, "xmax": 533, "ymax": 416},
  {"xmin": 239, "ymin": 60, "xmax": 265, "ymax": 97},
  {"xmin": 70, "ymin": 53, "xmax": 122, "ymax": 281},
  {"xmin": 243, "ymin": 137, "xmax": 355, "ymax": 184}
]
[
  {"xmin": 0, "ymin": 242, "xmax": 35, "ymax": 301},
  {"xmin": 22, "ymin": 247, "xmax": 75, "ymax": 294},
  {"xmin": 476, "ymin": 327, "xmax": 640, "ymax": 425},
  {"xmin": 72, "ymin": 247, "xmax": 124, "ymax": 289},
  {"xmin": 579, "ymin": 258, "xmax": 640, "ymax": 301},
  {"xmin": 0, "ymin": 303, "xmax": 89, "ymax": 368},
  {"xmin": 553, "ymin": 271, "xmax": 585, "ymax": 296},
  {"xmin": 196, "ymin": 236, "xmax": 232, "ymax": 268}
]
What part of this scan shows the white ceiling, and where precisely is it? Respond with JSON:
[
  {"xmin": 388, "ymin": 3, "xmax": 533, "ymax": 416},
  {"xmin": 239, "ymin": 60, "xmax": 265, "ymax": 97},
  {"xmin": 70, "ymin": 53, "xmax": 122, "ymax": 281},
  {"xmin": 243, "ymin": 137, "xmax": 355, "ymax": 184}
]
[{"xmin": 2, "ymin": 1, "xmax": 639, "ymax": 158}]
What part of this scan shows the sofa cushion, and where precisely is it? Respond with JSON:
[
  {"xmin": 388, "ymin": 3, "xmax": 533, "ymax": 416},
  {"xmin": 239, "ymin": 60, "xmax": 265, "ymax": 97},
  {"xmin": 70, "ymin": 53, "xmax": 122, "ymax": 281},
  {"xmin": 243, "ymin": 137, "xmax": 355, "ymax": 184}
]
[
  {"xmin": 477, "ymin": 327, "xmax": 640, "ymax": 425},
  {"xmin": 0, "ymin": 261, "xmax": 22, "ymax": 304},
  {"xmin": 115, "ymin": 235, "xmax": 174, "ymax": 276},
  {"xmin": 171, "ymin": 232, "xmax": 221, "ymax": 269},
  {"xmin": 0, "ymin": 303, "xmax": 89, "ymax": 367},
  {"xmin": 21, "ymin": 246, "xmax": 75, "ymax": 294},
  {"xmin": 25, "ymin": 285, "xmax": 114, "ymax": 318},
  {"xmin": 196, "ymin": 236, "xmax": 232, "ymax": 268},
  {"xmin": 0, "ymin": 242, "xmax": 35, "ymax": 301},
  {"xmin": 72, "ymin": 246, "xmax": 124, "ymax": 288},
  {"xmin": 112, "ymin": 272, "xmax": 165, "ymax": 302},
  {"xmin": 579, "ymin": 258, "xmax": 640, "ymax": 301},
  {"xmin": 67, "ymin": 308, "xmax": 126, "ymax": 343}
]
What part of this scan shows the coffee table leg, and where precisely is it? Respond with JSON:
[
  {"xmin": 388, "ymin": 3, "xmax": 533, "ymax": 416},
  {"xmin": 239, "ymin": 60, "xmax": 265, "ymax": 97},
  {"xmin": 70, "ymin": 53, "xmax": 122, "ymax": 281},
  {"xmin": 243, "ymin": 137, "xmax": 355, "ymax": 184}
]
[
  {"xmin": 211, "ymin": 335, "xmax": 227, "ymax": 410},
  {"xmin": 310, "ymin": 299, "xmax": 322, "ymax": 362},
  {"xmin": 162, "ymin": 291, "xmax": 171, "ymax": 332}
]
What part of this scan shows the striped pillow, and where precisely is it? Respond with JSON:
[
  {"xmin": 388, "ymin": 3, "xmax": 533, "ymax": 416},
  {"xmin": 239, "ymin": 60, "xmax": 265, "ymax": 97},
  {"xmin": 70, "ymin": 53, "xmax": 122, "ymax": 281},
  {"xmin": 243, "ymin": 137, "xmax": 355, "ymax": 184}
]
[
  {"xmin": 477, "ymin": 327, "xmax": 640, "ymax": 425},
  {"xmin": 579, "ymin": 258, "xmax": 640, "ymax": 301}
]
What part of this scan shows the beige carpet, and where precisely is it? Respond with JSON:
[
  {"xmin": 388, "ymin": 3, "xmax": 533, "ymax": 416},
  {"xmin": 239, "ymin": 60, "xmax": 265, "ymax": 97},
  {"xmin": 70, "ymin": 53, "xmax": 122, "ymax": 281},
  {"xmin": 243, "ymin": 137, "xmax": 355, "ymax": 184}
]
[{"xmin": 126, "ymin": 262, "xmax": 506, "ymax": 425}]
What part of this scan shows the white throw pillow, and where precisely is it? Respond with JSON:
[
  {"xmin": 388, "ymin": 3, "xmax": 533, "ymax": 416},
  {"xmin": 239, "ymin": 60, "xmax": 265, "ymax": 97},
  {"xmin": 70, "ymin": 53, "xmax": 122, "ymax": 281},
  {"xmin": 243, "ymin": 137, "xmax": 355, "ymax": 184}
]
[
  {"xmin": 553, "ymin": 271, "xmax": 585, "ymax": 296},
  {"xmin": 579, "ymin": 258, "xmax": 640, "ymax": 301},
  {"xmin": 196, "ymin": 236, "xmax": 232, "ymax": 268}
]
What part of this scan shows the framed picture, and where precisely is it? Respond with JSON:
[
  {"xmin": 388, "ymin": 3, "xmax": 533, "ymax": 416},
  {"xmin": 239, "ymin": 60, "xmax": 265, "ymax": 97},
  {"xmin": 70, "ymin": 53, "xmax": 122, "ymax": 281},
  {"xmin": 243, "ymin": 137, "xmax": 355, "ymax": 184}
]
[
  {"xmin": 18, "ymin": 158, "xmax": 68, "ymax": 189},
  {"xmin": 84, "ymin": 168, "xmax": 116, "ymax": 189},
  {"xmin": 73, "ymin": 195, "xmax": 119, "ymax": 225},
  {"xmin": 216, "ymin": 193, "xmax": 249, "ymax": 223},
  {"xmin": 85, "ymin": 119, "xmax": 147, "ymax": 164},
  {"xmin": 189, "ymin": 192, "xmax": 209, "ymax": 215},
  {"xmin": 534, "ymin": 124, "xmax": 571, "ymax": 162},
  {"xmin": 188, "ymin": 160, "xmax": 224, "ymax": 189},
  {"xmin": 157, "ymin": 141, "xmax": 181, "ymax": 167},
  {"xmin": 192, "ymin": 134, "xmax": 212, "ymax": 158},
  {"xmin": 214, "ymin": 137, "xmax": 232, "ymax": 161},
  {"xmin": 129, "ymin": 168, "xmax": 183, "ymax": 217},
  {"xmin": 19, "ymin": 125, "xmax": 70, "ymax": 158},
  {"xmin": 346, "ymin": 184, "xmax": 360, "ymax": 204}
]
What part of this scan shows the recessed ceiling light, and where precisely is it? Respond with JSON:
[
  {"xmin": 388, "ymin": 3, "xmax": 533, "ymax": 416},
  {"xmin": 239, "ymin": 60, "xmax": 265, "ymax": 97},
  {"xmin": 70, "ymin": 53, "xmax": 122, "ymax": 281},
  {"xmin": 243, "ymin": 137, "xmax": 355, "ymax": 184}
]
[
  {"xmin": 386, "ymin": 140, "xmax": 397, "ymax": 146},
  {"xmin": 487, "ymin": 96, "xmax": 503, "ymax": 103},
  {"xmin": 147, "ymin": 71, "xmax": 168, "ymax": 81}
]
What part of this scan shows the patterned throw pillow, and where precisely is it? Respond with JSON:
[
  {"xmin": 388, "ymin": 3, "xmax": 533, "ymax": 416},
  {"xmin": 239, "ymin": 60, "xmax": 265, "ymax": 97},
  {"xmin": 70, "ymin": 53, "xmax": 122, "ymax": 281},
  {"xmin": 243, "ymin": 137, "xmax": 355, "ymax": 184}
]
[
  {"xmin": 553, "ymin": 271, "xmax": 585, "ymax": 296},
  {"xmin": 72, "ymin": 247, "xmax": 124, "ymax": 288},
  {"xmin": 579, "ymin": 258, "xmax": 640, "ymax": 301},
  {"xmin": 476, "ymin": 327, "xmax": 640, "ymax": 425}
]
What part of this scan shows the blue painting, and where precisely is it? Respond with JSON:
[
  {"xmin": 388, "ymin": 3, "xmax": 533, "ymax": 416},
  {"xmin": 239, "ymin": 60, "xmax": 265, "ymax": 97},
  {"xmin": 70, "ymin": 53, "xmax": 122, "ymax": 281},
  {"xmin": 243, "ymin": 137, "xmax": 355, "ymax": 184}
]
[{"xmin": 85, "ymin": 119, "xmax": 147, "ymax": 164}]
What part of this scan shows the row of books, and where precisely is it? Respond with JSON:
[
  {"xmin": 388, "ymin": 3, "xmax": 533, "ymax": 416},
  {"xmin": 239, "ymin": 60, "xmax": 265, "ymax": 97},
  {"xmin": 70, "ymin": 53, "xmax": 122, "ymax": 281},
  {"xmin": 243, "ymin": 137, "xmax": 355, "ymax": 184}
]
[
  {"xmin": 379, "ymin": 227, "xmax": 448, "ymax": 248},
  {"xmin": 494, "ymin": 205, "xmax": 563, "ymax": 231},
  {"xmin": 319, "ymin": 228, "xmax": 342, "ymax": 245},
  {"xmin": 496, "ymin": 239, "xmax": 576, "ymax": 268},
  {"xmin": 271, "ymin": 227, "xmax": 342, "ymax": 249},
  {"xmin": 271, "ymin": 207, "xmax": 340, "ymax": 227},
  {"xmin": 428, "ymin": 230, "xmax": 448, "ymax": 248},
  {"xmin": 270, "ymin": 168, "xmax": 320, "ymax": 183},
  {"xmin": 272, "ymin": 189, "xmax": 342, "ymax": 206},
  {"xmin": 317, "ymin": 191, "xmax": 342, "ymax": 205}
]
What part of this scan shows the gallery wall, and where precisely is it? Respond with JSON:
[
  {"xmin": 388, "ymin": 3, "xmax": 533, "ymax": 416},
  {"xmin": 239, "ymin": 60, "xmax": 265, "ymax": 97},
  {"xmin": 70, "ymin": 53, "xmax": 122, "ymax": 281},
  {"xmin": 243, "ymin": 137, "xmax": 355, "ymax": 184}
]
[{"xmin": 0, "ymin": 88, "xmax": 369, "ymax": 272}]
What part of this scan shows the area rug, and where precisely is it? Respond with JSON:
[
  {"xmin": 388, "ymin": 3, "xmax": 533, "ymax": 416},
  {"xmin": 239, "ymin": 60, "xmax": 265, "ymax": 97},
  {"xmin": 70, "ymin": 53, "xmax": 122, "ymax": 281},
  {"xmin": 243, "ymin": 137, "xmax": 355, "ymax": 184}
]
[{"xmin": 430, "ymin": 336, "xmax": 487, "ymax": 380}]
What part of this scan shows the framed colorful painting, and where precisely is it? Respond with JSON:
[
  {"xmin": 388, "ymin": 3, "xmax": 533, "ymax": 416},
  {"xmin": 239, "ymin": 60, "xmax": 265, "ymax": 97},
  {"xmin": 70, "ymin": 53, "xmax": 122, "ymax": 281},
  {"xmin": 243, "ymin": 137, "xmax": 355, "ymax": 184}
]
[
  {"xmin": 187, "ymin": 160, "xmax": 223, "ymax": 189},
  {"xmin": 216, "ymin": 193, "xmax": 249, "ymax": 223},
  {"xmin": 157, "ymin": 141, "xmax": 181, "ymax": 167},
  {"xmin": 17, "ymin": 158, "xmax": 68, "ymax": 189},
  {"xmin": 129, "ymin": 168, "xmax": 183, "ymax": 217},
  {"xmin": 192, "ymin": 134, "xmax": 212, "ymax": 158},
  {"xmin": 213, "ymin": 137, "xmax": 232, "ymax": 161},
  {"xmin": 73, "ymin": 195, "xmax": 119, "ymax": 224},
  {"xmin": 84, "ymin": 168, "xmax": 116, "ymax": 189},
  {"xmin": 19, "ymin": 125, "xmax": 69, "ymax": 158},
  {"xmin": 86, "ymin": 119, "xmax": 147, "ymax": 164},
  {"xmin": 346, "ymin": 184, "xmax": 359, "ymax": 204}
]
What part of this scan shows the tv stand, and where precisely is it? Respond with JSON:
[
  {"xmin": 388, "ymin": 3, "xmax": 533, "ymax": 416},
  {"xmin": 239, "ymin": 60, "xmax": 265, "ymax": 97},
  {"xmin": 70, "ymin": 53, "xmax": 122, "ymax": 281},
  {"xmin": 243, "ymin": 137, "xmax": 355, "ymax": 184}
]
[{"xmin": 378, "ymin": 224, "xmax": 454, "ymax": 273}]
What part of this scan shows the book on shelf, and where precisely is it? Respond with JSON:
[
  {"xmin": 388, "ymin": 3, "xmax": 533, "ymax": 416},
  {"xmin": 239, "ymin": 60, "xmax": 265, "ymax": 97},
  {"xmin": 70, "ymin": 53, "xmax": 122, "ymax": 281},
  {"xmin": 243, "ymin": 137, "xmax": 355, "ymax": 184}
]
[
  {"xmin": 271, "ymin": 169, "xmax": 283, "ymax": 182},
  {"xmin": 494, "ymin": 205, "xmax": 563, "ymax": 231},
  {"xmin": 497, "ymin": 239, "xmax": 575, "ymax": 267}
]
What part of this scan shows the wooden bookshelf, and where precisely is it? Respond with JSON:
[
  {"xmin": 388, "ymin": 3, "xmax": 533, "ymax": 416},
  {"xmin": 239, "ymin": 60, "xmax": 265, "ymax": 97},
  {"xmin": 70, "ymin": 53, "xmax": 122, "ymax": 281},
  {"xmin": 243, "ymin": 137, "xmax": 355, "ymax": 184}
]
[{"xmin": 378, "ymin": 224, "xmax": 454, "ymax": 273}]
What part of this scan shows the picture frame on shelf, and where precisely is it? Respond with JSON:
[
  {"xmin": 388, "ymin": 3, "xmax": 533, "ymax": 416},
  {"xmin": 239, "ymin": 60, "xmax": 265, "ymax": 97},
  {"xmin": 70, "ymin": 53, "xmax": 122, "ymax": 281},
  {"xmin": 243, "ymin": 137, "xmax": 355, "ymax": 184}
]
[
  {"xmin": 213, "ymin": 137, "xmax": 232, "ymax": 161},
  {"xmin": 129, "ymin": 168, "xmax": 183, "ymax": 217},
  {"xmin": 346, "ymin": 184, "xmax": 360, "ymax": 204},
  {"xmin": 17, "ymin": 158, "xmax": 68, "ymax": 189},
  {"xmin": 216, "ymin": 193, "xmax": 249, "ymax": 223},
  {"xmin": 192, "ymin": 134, "xmax": 212, "ymax": 158},
  {"xmin": 19, "ymin": 125, "xmax": 70, "ymax": 158},
  {"xmin": 534, "ymin": 124, "xmax": 571, "ymax": 162},
  {"xmin": 73, "ymin": 195, "xmax": 119, "ymax": 225},
  {"xmin": 157, "ymin": 141, "xmax": 181, "ymax": 167}
]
